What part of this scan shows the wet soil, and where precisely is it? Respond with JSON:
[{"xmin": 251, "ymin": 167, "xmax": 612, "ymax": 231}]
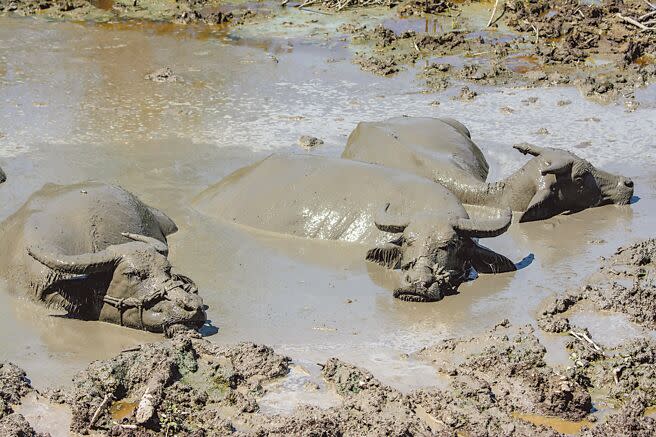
[
  {"xmin": 0, "ymin": 362, "xmax": 45, "ymax": 436},
  {"xmin": 1, "ymin": 0, "xmax": 653, "ymax": 102},
  {"xmin": 0, "ymin": 9, "xmax": 655, "ymax": 437},
  {"xmin": 7, "ymin": 318, "xmax": 654, "ymax": 436},
  {"xmin": 539, "ymin": 238, "xmax": 656, "ymax": 333}
]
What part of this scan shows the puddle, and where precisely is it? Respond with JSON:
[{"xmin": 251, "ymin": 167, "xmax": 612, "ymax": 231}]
[
  {"xmin": 513, "ymin": 412, "xmax": 593, "ymax": 435},
  {"xmin": 259, "ymin": 362, "xmax": 342, "ymax": 414},
  {"xmin": 109, "ymin": 399, "xmax": 140, "ymax": 421},
  {"xmin": 14, "ymin": 393, "xmax": 75, "ymax": 437}
]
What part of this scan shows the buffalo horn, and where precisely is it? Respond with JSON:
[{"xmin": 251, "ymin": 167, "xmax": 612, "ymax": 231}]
[
  {"xmin": 373, "ymin": 203, "xmax": 409, "ymax": 233},
  {"xmin": 452, "ymin": 208, "xmax": 512, "ymax": 238}
]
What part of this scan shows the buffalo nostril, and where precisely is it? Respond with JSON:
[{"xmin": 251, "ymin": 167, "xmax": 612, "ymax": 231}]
[{"xmin": 624, "ymin": 179, "xmax": 634, "ymax": 188}]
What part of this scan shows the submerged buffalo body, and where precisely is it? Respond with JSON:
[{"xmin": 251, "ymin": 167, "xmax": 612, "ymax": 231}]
[
  {"xmin": 343, "ymin": 117, "xmax": 634, "ymax": 222},
  {"xmin": 343, "ymin": 116, "xmax": 489, "ymax": 186},
  {"xmin": 194, "ymin": 155, "xmax": 516, "ymax": 302},
  {"xmin": 0, "ymin": 182, "xmax": 206, "ymax": 333}
]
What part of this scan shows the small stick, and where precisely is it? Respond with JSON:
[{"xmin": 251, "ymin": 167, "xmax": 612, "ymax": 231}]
[
  {"xmin": 296, "ymin": 0, "xmax": 316, "ymax": 7},
  {"xmin": 119, "ymin": 424, "xmax": 138, "ymax": 430},
  {"xmin": 639, "ymin": 10, "xmax": 656, "ymax": 21},
  {"xmin": 89, "ymin": 394, "xmax": 112, "ymax": 428},
  {"xmin": 530, "ymin": 23, "xmax": 539, "ymax": 44},
  {"xmin": 568, "ymin": 330, "xmax": 603, "ymax": 354},
  {"xmin": 299, "ymin": 7, "xmax": 332, "ymax": 14},
  {"xmin": 487, "ymin": 0, "xmax": 501, "ymax": 27},
  {"xmin": 337, "ymin": 0, "xmax": 352, "ymax": 11},
  {"xmin": 617, "ymin": 13, "xmax": 655, "ymax": 31},
  {"xmin": 281, "ymin": 0, "xmax": 289, "ymax": 5},
  {"xmin": 645, "ymin": 0, "xmax": 656, "ymax": 10}
]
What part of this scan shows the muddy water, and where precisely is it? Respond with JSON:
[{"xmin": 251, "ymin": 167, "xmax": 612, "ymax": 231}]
[{"xmin": 0, "ymin": 14, "xmax": 655, "ymax": 415}]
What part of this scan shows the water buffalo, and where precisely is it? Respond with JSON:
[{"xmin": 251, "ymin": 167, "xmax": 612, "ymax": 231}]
[
  {"xmin": 0, "ymin": 166, "xmax": 5, "ymax": 184},
  {"xmin": 343, "ymin": 116, "xmax": 489, "ymax": 186},
  {"xmin": 343, "ymin": 117, "xmax": 634, "ymax": 222},
  {"xmin": 193, "ymin": 155, "xmax": 516, "ymax": 302},
  {"xmin": 0, "ymin": 182, "xmax": 206, "ymax": 334}
]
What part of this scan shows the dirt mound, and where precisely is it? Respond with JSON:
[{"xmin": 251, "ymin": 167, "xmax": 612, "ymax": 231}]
[
  {"xmin": 0, "ymin": 362, "xmax": 44, "ymax": 437},
  {"xmin": 0, "ymin": 413, "xmax": 47, "ymax": 437},
  {"xmin": 564, "ymin": 333, "xmax": 656, "ymax": 409},
  {"xmin": 416, "ymin": 324, "xmax": 592, "ymax": 428},
  {"xmin": 0, "ymin": 362, "xmax": 33, "ymax": 420},
  {"xmin": 49, "ymin": 332, "xmax": 290, "ymax": 435},
  {"xmin": 540, "ymin": 239, "xmax": 656, "ymax": 332}
]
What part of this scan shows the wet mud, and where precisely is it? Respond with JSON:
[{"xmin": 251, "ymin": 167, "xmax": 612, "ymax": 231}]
[
  {"xmin": 0, "ymin": 362, "xmax": 45, "ymax": 436},
  {"xmin": 539, "ymin": 238, "xmax": 656, "ymax": 332},
  {"xmin": 1, "ymin": 0, "xmax": 653, "ymax": 102},
  {"xmin": 0, "ymin": 8, "xmax": 655, "ymax": 437}
]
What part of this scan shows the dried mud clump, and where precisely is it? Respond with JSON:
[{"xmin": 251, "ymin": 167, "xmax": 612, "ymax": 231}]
[
  {"xmin": 540, "ymin": 239, "xmax": 656, "ymax": 331},
  {"xmin": 50, "ymin": 332, "xmax": 290, "ymax": 435}
]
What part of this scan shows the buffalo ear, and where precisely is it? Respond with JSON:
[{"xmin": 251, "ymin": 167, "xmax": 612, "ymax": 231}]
[
  {"xmin": 470, "ymin": 243, "xmax": 516, "ymax": 274},
  {"xmin": 366, "ymin": 244, "xmax": 403, "ymax": 269},
  {"xmin": 519, "ymin": 188, "xmax": 557, "ymax": 222}
]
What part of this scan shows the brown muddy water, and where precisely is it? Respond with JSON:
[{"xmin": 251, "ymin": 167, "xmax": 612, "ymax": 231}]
[{"xmin": 0, "ymin": 12, "xmax": 655, "ymax": 426}]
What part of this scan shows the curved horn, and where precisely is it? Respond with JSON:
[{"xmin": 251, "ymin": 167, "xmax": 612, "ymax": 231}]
[
  {"xmin": 121, "ymin": 233, "xmax": 168, "ymax": 255},
  {"xmin": 373, "ymin": 203, "xmax": 409, "ymax": 234},
  {"xmin": 513, "ymin": 143, "xmax": 544, "ymax": 156},
  {"xmin": 27, "ymin": 246, "xmax": 117, "ymax": 274},
  {"xmin": 452, "ymin": 208, "xmax": 512, "ymax": 238}
]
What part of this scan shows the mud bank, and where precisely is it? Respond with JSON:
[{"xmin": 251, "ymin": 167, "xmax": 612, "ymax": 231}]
[
  {"xmin": 4, "ymin": 321, "xmax": 655, "ymax": 435},
  {"xmin": 539, "ymin": 238, "xmax": 656, "ymax": 333},
  {"xmin": 343, "ymin": 0, "xmax": 655, "ymax": 103},
  {"xmin": 1, "ymin": 0, "xmax": 653, "ymax": 103}
]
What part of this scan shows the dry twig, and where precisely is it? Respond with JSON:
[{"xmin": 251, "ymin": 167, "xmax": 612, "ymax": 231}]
[
  {"xmin": 569, "ymin": 330, "xmax": 604, "ymax": 355},
  {"xmin": 617, "ymin": 13, "xmax": 656, "ymax": 31},
  {"xmin": 487, "ymin": 0, "xmax": 501, "ymax": 27},
  {"xmin": 89, "ymin": 394, "xmax": 112, "ymax": 428}
]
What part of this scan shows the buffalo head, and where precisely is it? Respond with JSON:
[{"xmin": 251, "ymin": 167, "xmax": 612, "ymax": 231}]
[
  {"xmin": 514, "ymin": 144, "xmax": 634, "ymax": 222},
  {"xmin": 366, "ymin": 204, "xmax": 516, "ymax": 302},
  {"xmin": 27, "ymin": 233, "xmax": 206, "ymax": 334}
]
